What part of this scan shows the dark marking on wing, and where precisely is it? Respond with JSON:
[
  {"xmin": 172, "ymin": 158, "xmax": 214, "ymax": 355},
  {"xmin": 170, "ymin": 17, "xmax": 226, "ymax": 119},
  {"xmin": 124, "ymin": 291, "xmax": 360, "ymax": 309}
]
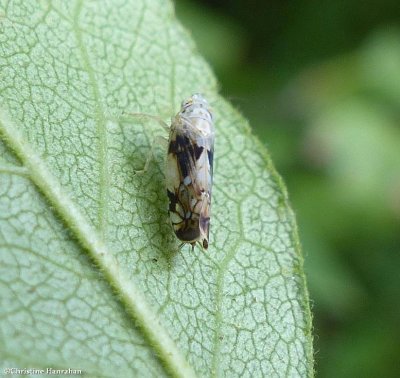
[
  {"xmin": 207, "ymin": 149, "xmax": 214, "ymax": 176},
  {"xmin": 169, "ymin": 134, "xmax": 204, "ymax": 178},
  {"xmin": 168, "ymin": 184, "xmax": 203, "ymax": 242},
  {"xmin": 207, "ymin": 149, "xmax": 213, "ymax": 168},
  {"xmin": 167, "ymin": 189, "xmax": 178, "ymax": 212},
  {"xmin": 194, "ymin": 143, "xmax": 203, "ymax": 160}
]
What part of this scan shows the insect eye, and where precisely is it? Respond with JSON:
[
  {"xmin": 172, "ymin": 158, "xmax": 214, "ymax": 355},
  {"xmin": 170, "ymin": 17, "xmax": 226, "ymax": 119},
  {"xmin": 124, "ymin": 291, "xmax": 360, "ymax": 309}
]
[{"xmin": 181, "ymin": 99, "xmax": 193, "ymax": 108}]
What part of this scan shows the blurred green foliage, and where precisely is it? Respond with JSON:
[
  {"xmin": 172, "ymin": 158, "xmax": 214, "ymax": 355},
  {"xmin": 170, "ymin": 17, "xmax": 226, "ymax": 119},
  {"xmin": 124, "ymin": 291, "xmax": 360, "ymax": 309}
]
[{"xmin": 176, "ymin": 1, "xmax": 400, "ymax": 377}]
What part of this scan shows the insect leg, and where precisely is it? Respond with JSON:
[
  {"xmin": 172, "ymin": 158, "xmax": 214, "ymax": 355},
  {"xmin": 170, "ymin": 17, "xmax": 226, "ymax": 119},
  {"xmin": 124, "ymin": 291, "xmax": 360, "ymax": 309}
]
[
  {"xmin": 135, "ymin": 135, "xmax": 168, "ymax": 174},
  {"xmin": 122, "ymin": 112, "xmax": 170, "ymax": 132}
]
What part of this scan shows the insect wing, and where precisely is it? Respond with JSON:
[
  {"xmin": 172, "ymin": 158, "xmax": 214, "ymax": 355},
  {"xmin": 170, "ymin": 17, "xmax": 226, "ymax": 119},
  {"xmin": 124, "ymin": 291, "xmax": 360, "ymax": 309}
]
[{"xmin": 166, "ymin": 118, "xmax": 214, "ymax": 248}]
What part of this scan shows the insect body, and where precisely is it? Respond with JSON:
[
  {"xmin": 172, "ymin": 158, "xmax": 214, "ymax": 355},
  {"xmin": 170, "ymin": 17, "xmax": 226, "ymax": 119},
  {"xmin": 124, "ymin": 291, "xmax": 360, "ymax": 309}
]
[{"xmin": 166, "ymin": 94, "xmax": 214, "ymax": 250}]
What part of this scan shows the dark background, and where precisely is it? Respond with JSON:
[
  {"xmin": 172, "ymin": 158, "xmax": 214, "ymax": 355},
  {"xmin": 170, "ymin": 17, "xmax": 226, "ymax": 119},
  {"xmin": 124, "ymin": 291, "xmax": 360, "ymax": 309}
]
[{"xmin": 175, "ymin": 1, "xmax": 400, "ymax": 376}]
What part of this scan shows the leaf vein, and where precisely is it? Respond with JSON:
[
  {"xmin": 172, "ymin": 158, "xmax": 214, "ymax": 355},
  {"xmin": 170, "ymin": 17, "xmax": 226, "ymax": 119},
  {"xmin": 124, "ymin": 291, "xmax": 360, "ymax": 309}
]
[{"xmin": 73, "ymin": 0, "xmax": 109, "ymax": 237}]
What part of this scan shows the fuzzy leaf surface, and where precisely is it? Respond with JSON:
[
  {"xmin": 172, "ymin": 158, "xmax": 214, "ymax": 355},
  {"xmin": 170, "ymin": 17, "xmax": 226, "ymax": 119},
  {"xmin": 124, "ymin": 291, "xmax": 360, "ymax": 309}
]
[{"xmin": 0, "ymin": 1, "xmax": 313, "ymax": 376}]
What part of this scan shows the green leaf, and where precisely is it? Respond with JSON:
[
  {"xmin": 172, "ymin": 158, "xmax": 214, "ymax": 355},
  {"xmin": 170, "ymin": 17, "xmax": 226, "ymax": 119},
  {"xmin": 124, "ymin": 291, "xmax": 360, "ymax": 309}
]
[{"xmin": 0, "ymin": 1, "xmax": 313, "ymax": 377}]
